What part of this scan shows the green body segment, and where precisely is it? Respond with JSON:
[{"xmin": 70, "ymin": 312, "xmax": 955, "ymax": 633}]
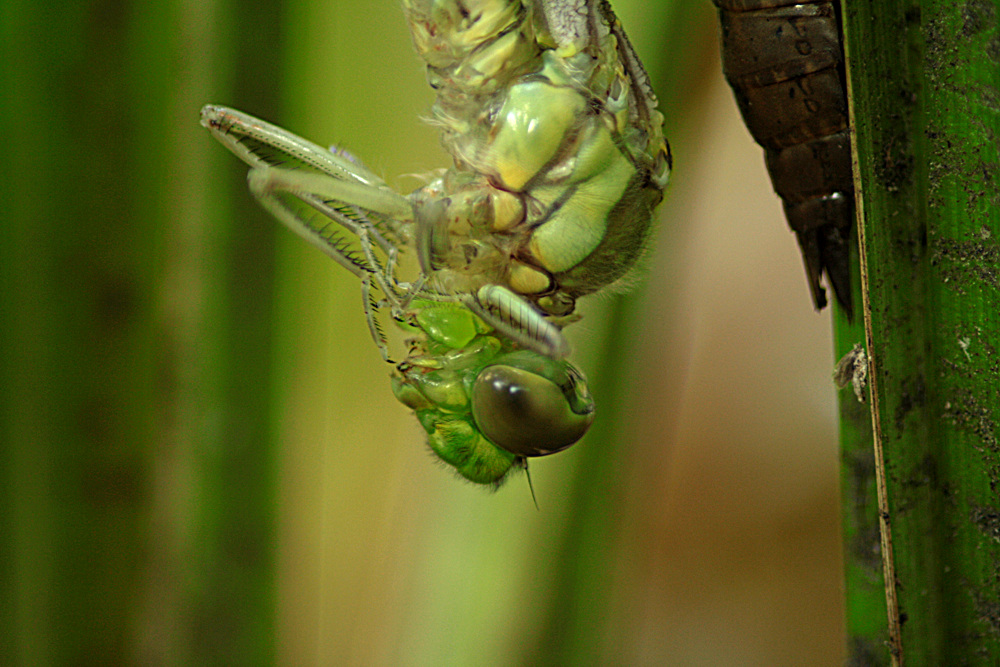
[{"xmin": 392, "ymin": 301, "xmax": 594, "ymax": 485}]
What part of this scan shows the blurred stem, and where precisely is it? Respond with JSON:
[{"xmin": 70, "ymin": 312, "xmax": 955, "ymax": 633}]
[
  {"xmin": 1, "ymin": 3, "xmax": 163, "ymax": 662},
  {"xmin": 0, "ymin": 0, "xmax": 283, "ymax": 662},
  {"xmin": 839, "ymin": 0, "xmax": 1000, "ymax": 664}
]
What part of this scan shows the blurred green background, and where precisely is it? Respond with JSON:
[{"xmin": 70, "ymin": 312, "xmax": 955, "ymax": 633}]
[{"xmin": 1, "ymin": 0, "xmax": 846, "ymax": 664}]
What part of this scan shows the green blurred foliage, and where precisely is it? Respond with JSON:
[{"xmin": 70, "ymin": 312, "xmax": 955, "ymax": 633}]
[{"xmin": 1, "ymin": 1, "xmax": 848, "ymax": 664}]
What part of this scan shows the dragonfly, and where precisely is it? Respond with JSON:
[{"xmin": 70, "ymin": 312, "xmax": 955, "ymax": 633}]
[{"xmin": 201, "ymin": 0, "xmax": 670, "ymax": 486}]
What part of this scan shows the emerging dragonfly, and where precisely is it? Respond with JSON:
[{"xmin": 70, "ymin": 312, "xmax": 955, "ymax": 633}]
[{"xmin": 201, "ymin": 0, "xmax": 670, "ymax": 486}]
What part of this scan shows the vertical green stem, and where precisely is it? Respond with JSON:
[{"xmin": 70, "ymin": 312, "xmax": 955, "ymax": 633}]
[
  {"xmin": 0, "ymin": 0, "xmax": 284, "ymax": 662},
  {"xmin": 842, "ymin": 0, "xmax": 1000, "ymax": 663}
]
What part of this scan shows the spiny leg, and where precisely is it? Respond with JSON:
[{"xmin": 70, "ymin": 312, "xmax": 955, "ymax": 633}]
[
  {"xmin": 202, "ymin": 104, "xmax": 414, "ymax": 245},
  {"xmin": 247, "ymin": 168, "xmax": 374, "ymax": 279},
  {"xmin": 361, "ymin": 276, "xmax": 393, "ymax": 363},
  {"xmin": 247, "ymin": 166, "xmax": 423, "ymax": 361},
  {"xmin": 247, "ymin": 167, "xmax": 415, "ymax": 306},
  {"xmin": 463, "ymin": 285, "xmax": 570, "ymax": 360}
]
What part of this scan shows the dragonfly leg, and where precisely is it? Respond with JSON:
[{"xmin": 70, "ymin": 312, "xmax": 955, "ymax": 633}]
[
  {"xmin": 247, "ymin": 167, "xmax": 411, "ymax": 280},
  {"xmin": 202, "ymin": 105, "xmax": 414, "ymax": 248},
  {"xmin": 247, "ymin": 165, "xmax": 418, "ymax": 362},
  {"xmin": 463, "ymin": 285, "xmax": 570, "ymax": 360},
  {"xmin": 390, "ymin": 273, "xmax": 429, "ymax": 319},
  {"xmin": 361, "ymin": 276, "xmax": 393, "ymax": 363}
]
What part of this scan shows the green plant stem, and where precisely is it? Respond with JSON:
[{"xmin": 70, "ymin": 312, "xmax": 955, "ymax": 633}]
[
  {"xmin": 0, "ymin": 0, "xmax": 283, "ymax": 662},
  {"xmin": 840, "ymin": 1, "xmax": 1000, "ymax": 663}
]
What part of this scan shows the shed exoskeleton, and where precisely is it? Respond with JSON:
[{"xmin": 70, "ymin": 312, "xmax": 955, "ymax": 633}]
[{"xmin": 714, "ymin": 0, "xmax": 854, "ymax": 317}]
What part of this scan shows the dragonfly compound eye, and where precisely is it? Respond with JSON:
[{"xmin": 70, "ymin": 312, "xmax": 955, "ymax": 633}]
[{"xmin": 471, "ymin": 356, "xmax": 595, "ymax": 458}]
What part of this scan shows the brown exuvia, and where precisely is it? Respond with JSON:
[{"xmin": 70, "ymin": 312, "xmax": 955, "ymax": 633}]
[{"xmin": 714, "ymin": 0, "xmax": 854, "ymax": 318}]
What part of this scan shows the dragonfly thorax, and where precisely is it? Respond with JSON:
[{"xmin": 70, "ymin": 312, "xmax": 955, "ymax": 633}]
[{"xmin": 405, "ymin": 0, "xmax": 670, "ymax": 326}]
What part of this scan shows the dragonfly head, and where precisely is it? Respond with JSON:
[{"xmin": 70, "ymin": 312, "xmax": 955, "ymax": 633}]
[
  {"xmin": 393, "ymin": 343, "xmax": 595, "ymax": 486},
  {"xmin": 471, "ymin": 351, "xmax": 595, "ymax": 458}
]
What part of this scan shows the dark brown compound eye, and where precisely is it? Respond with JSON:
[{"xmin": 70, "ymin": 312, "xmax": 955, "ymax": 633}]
[{"xmin": 471, "ymin": 363, "xmax": 595, "ymax": 458}]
